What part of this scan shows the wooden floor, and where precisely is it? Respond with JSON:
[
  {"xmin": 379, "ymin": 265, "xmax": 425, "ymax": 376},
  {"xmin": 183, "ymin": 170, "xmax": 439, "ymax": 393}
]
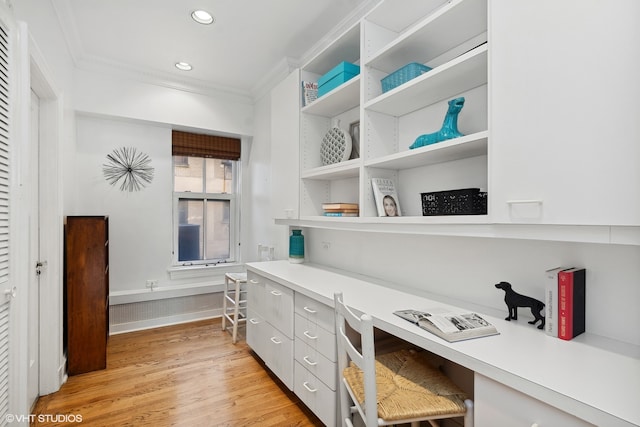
[{"xmin": 32, "ymin": 318, "xmax": 323, "ymax": 426}]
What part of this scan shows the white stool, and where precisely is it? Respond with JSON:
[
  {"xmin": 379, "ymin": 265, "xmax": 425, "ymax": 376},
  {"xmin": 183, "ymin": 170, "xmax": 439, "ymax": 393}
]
[{"xmin": 222, "ymin": 272, "xmax": 247, "ymax": 343}]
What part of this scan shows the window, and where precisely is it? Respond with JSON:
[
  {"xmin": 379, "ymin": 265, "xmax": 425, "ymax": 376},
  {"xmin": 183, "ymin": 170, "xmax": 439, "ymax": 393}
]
[{"xmin": 172, "ymin": 131, "xmax": 241, "ymax": 265}]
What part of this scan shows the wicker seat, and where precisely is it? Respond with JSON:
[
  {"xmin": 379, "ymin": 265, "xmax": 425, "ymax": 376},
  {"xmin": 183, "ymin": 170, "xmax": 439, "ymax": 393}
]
[{"xmin": 334, "ymin": 292, "xmax": 474, "ymax": 427}]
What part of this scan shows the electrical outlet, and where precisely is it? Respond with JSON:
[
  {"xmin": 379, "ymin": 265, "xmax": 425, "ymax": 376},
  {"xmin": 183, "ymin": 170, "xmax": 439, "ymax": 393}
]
[
  {"xmin": 146, "ymin": 279, "xmax": 158, "ymax": 289},
  {"xmin": 321, "ymin": 241, "xmax": 331, "ymax": 249}
]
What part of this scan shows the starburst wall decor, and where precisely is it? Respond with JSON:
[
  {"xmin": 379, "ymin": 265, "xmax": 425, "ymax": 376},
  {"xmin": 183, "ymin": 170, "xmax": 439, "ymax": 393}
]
[{"xmin": 102, "ymin": 147, "xmax": 154, "ymax": 192}]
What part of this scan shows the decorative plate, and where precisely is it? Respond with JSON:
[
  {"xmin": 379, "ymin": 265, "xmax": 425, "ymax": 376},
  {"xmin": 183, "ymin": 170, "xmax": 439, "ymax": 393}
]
[{"xmin": 320, "ymin": 126, "xmax": 352, "ymax": 166}]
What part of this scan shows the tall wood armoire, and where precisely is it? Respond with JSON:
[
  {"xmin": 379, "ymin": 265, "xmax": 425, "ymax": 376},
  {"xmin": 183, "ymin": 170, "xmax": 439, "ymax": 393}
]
[{"xmin": 64, "ymin": 216, "xmax": 109, "ymax": 375}]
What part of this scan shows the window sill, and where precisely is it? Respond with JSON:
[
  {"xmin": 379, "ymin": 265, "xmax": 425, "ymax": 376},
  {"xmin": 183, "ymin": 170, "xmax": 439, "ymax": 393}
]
[{"xmin": 167, "ymin": 262, "xmax": 244, "ymax": 280}]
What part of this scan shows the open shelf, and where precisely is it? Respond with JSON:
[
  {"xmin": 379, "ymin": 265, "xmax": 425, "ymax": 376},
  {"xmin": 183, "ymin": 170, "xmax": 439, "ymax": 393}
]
[
  {"xmin": 302, "ymin": 76, "xmax": 360, "ymax": 117},
  {"xmin": 365, "ymin": 45, "xmax": 487, "ymax": 116},
  {"xmin": 366, "ymin": 0, "xmax": 487, "ymax": 72},
  {"xmin": 365, "ymin": 131, "xmax": 488, "ymax": 170},
  {"xmin": 301, "ymin": 159, "xmax": 360, "ymax": 180}
]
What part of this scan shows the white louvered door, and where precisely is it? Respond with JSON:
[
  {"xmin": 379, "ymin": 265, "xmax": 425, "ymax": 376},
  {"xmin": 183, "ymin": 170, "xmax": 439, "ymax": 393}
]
[{"xmin": 0, "ymin": 5, "xmax": 15, "ymax": 426}]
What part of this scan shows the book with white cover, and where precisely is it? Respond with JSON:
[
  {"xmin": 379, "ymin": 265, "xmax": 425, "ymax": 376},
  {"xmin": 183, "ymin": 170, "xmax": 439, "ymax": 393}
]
[
  {"xmin": 544, "ymin": 266, "xmax": 569, "ymax": 337},
  {"xmin": 371, "ymin": 178, "xmax": 401, "ymax": 217},
  {"xmin": 394, "ymin": 308, "xmax": 499, "ymax": 342}
]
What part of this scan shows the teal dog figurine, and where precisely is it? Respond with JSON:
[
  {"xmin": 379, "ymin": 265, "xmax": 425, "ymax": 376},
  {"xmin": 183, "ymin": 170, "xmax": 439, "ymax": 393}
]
[{"xmin": 410, "ymin": 97, "xmax": 465, "ymax": 149}]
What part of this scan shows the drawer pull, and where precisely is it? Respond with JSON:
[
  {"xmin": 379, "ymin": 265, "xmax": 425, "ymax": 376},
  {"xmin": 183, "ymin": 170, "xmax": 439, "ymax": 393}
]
[
  {"xmin": 303, "ymin": 356, "xmax": 317, "ymax": 366},
  {"xmin": 249, "ymin": 279, "xmax": 259, "ymax": 284},
  {"xmin": 303, "ymin": 306, "xmax": 317, "ymax": 314},
  {"xmin": 249, "ymin": 318, "xmax": 260, "ymax": 325},
  {"xmin": 302, "ymin": 381, "xmax": 317, "ymax": 393},
  {"xmin": 303, "ymin": 331, "xmax": 318, "ymax": 340},
  {"xmin": 270, "ymin": 337, "xmax": 282, "ymax": 345},
  {"xmin": 270, "ymin": 290, "xmax": 282, "ymax": 296}
]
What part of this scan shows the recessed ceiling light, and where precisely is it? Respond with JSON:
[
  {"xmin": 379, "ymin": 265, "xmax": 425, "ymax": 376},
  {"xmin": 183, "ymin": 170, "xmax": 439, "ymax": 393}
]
[
  {"xmin": 191, "ymin": 10, "xmax": 214, "ymax": 25},
  {"xmin": 175, "ymin": 62, "xmax": 193, "ymax": 71}
]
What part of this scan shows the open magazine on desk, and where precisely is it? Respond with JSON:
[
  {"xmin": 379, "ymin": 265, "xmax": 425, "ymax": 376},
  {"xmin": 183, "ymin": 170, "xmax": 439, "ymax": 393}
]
[{"xmin": 394, "ymin": 308, "xmax": 499, "ymax": 343}]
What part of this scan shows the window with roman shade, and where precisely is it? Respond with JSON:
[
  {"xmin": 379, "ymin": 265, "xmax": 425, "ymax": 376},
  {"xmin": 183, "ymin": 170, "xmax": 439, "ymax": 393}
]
[{"xmin": 172, "ymin": 131, "xmax": 241, "ymax": 265}]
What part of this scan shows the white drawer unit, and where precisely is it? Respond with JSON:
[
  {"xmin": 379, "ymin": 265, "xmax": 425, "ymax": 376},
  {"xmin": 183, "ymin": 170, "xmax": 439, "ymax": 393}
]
[
  {"xmin": 294, "ymin": 328, "xmax": 337, "ymax": 390},
  {"xmin": 246, "ymin": 308, "xmax": 266, "ymax": 358},
  {"xmin": 247, "ymin": 261, "xmax": 640, "ymax": 427},
  {"xmin": 246, "ymin": 272, "xmax": 295, "ymax": 390},
  {"xmin": 262, "ymin": 320, "xmax": 294, "ymax": 389},
  {"xmin": 295, "ymin": 292, "xmax": 336, "ymax": 333},
  {"xmin": 294, "ymin": 361, "xmax": 337, "ymax": 427},
  {"xmin": 474, "ymin": 374, "xmax": 594, "ymax": 427},
  {"xmin": 295, "ymin": 313, "xmax": 337, "ymax": 363},
  {"xmin": 293, "ymin": 293, "xmax": 338, "ymax": 426},
  {"xmin": 264, "ymin": 278, "xmax": 295, "ymax": 338},
  {"xmin": 246, "ymin": 274, "xmax": 265, "ymax": 313}
]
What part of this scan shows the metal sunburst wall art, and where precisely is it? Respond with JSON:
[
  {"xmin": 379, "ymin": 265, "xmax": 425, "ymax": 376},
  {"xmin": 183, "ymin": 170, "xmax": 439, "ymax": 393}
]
[{"xmin": 102, "ymin": 146, "xmax": 155, "ymax": 192}]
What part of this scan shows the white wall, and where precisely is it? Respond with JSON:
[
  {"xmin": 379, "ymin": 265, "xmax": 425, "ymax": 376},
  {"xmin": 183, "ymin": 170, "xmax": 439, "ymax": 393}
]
[
  {"xmin": 73, "ymin": 116, "xmax": 174, "ymax": 292},
  {"xmin": 72, "ymin": 69, "xmax": 253, "ymax": 138},
  {"xmin": 13, "ymin": 0, "xmax": 267, "ymax": 331},
  {"xmin": 306, "ymin": 228, "xmax": 640, "ymax": 346},
  {"xmin": 242, "ymin": 92, "xmax": 284, "ymax": 262}
]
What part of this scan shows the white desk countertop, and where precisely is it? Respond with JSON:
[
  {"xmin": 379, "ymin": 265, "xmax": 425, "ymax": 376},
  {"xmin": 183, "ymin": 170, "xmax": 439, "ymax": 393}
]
[{"xmin": 246, "ymin": 260, "xmax": 640, "ymax": 427}]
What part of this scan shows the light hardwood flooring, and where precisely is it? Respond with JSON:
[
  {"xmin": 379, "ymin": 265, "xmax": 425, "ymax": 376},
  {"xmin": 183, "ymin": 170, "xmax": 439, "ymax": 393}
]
[{"xmin": 32, "ymin": 318, "xmax": 323, "ymax": 426}]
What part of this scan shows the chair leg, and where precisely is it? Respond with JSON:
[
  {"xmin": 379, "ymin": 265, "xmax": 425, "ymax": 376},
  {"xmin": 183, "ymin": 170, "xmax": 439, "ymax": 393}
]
[
  {"xmin": 231, "ymin": 279, "xmax": 241, "ymax": 343},
  {"xmin": 464, "ymin": 399, "xmax": 474, "ymax": 427},
  {"xmin": 221, "ymin": 276, "xmax": 229, "ymax": 331}
]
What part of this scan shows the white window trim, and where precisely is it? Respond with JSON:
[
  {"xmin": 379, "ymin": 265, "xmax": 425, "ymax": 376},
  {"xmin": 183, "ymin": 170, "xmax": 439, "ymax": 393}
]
[{"xmin": 171, "ymin": 157, "xmax": 241, "ymax": 267}]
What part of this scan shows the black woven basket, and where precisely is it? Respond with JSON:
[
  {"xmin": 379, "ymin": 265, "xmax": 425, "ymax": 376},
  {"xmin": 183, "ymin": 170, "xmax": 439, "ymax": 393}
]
[{"xmin": 421, "ymin": 188, "xmax": 487, "ymax": 216}]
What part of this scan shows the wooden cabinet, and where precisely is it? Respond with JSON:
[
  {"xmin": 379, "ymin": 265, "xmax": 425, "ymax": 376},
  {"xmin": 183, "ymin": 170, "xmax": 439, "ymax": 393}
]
[{"xmin": 65, "ymin": 216, "xmax": 109, "ymax": 375}]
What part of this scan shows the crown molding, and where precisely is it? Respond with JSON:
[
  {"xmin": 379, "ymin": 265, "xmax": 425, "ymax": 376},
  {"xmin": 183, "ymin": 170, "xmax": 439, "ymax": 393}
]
[
  {"xmin": 50, "ymin": 0, "xmax": 381, "ymax": 105},
  {"xmin": 51, "ymin": 0, "xmax": 253, "ymax": 103}
]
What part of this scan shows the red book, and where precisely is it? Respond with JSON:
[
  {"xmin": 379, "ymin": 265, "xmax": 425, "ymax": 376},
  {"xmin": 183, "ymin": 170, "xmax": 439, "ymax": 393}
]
[{"xmin": 558, "ymin": 268, "xmax": 586, "ymax": 340}]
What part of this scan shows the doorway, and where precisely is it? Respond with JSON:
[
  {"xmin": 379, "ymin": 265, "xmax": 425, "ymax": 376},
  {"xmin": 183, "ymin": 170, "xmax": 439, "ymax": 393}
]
[
  {"xmin": 27, "ymin": 89, "xmax": 41, "ymax": 409},
  {"xmin": 29, "ymin": 48, "xmax": 64, "ymax": 400}
]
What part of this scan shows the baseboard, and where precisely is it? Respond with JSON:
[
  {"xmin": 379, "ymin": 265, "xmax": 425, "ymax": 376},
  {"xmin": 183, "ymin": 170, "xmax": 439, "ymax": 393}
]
[
  {"xmin": 110, "ymin": 310, "xmax": 222, "ymax": 334},
  {"xmin": 109, "ymin": 292, "xmax": 225, "ymax": 334}
]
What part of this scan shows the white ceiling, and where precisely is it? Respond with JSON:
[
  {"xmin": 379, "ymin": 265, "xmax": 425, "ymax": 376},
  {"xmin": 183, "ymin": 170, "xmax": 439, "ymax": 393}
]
[{"xmin": 51, "ymin": 0, "xmax": 375, "ymax": 98}]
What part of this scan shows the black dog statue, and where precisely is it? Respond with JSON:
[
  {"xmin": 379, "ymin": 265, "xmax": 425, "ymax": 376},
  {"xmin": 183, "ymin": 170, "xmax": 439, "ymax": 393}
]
[{"xmin": 495, "ymin": 281, "xmax": 545, "ymax": 329}]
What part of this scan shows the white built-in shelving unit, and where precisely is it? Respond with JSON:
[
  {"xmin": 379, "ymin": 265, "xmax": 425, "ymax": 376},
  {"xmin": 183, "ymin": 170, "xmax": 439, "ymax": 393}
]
[
  {"xmin": 272, "ymin": 0, "xmax": 640, "ymax": 245},
  {"xmin": 298, "ymin": 0, "xmax": 490, "ymax": 223}
]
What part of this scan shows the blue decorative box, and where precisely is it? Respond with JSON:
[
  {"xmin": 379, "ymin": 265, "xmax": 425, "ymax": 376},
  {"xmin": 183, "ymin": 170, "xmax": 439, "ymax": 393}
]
[
  {"xmin": 317, "ymin": 62, "xmax": 360, "ymax": 97},
  {"xmin": 381, "ymin": 62, "xmax": 432, "ymax": 93}
]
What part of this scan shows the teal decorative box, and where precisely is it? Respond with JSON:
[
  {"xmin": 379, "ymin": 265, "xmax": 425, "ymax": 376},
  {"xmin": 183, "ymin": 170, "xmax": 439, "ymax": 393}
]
[
  {"xmin": 317, "ymin": 62, "xmax": 360, "ymax": 97},
  {"xmin": 381, "ymin": 62, "xmax": 432, "ymax": 93}
]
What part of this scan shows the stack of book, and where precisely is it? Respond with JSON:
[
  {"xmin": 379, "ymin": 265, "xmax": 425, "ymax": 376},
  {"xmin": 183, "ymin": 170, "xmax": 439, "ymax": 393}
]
[
  {"xmin": 322, "ymin": 202, "xmax": 359, "ymax": 217},
  {"xmin": 544, "ymin": 267, "xmax": 586, "ymax": 340}
]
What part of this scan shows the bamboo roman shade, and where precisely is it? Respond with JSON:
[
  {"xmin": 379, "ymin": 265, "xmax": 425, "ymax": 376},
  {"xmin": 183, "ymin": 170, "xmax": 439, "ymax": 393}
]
[{"xmin": 172, "ymin": 130, "xmax": 241, "ymax": 160}]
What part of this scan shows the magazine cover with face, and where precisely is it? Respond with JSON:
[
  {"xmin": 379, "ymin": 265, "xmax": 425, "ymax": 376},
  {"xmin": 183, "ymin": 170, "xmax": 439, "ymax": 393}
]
[{"xmin": 371, "ymin": 178, "xmax": 401, "ymax": 217}]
